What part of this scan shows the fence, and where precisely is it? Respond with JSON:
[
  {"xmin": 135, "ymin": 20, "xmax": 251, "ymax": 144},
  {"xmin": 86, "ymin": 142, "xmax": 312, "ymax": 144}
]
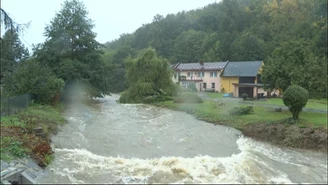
[{"xmin": 0, "ymin": 94, "xmax": 32, "ymax": 117}]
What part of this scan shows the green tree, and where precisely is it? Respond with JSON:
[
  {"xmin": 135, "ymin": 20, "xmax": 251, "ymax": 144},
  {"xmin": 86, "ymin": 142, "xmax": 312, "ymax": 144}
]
[
  {"xmin": 33, "ymin": 0, "xmax": 111, "ymax": 98},
  {"xmin": 283, "ymin": 85, "xmax": 309, "ymax": 120},
  {"xmin": 119, "ymin": 47, "xmax": 175, "ymax": 103},
  {"xmin": 173, "ymin": 30, "xmax": 206, "ymax": 62},
  {"xmin": 104, "ymin": 45, "xmax": 137, "ymax": 93},
  {"xmin": 102, "ymin": 0, "xmax": 326, "ymax": 85},
  {"xmin": 2, "ymin": 59, "xmax": 65, "ymax": 104},
  {"xmin": 0, "ymin": 30, "xmax": 29, "ymax": 83},
  {"xmin": 0, "ymin": 8, "xmax": 30, "ymax": 37},
  {"xmin": 201, "ymin": 32, "xmax": 221, "ymax": 61},
  {"xmin": 233, "ymin": 32, "xmax": 265, "ymax": 60},
  {"xmin": 261, "ymin": 38, "xmax": 326, "ymax": 98}
]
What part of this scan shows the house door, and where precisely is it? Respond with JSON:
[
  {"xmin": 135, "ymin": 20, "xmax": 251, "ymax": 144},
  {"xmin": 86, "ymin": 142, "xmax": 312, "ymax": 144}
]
[{"xmin": 203, "ymin": 83, "xmax": 207, "ymax": 90}]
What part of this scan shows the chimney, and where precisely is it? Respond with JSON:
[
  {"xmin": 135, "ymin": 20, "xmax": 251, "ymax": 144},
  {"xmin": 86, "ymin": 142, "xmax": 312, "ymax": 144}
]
[{"xmin": 200, "ymin": 60, "xmax": 204, "ymax": 66}]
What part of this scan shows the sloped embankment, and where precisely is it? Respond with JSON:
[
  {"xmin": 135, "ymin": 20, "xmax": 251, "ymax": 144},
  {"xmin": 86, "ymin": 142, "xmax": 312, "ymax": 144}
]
[{"xmin": 242, "ymin": 123, "xmax": 327, "ymax": 153}]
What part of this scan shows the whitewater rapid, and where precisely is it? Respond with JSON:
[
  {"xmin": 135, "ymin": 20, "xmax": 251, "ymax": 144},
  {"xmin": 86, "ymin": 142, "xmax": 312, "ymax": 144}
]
[{"xmin": 36, "ymin": 95, "xmax": 327, "ymax": 184}]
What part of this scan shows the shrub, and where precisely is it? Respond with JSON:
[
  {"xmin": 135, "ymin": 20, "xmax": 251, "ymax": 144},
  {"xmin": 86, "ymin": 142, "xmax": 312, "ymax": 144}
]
[
  {"xmin": 229, "ymin": 106, "xmax": 254, "ymax": 115},
  {"xmin": 8, "ymin": 141, "xmax": 27, "ymax": 158},
  {"xmin": 221, "ymin": 87, "xmax": 225, "ymax": 93},
  {"xmin": 242, "ymin": 93, "xmax": 248, "ymax": 100},
  {"xmin": 283, "ymin": 85, "xmax": 309, "ymax": 120},
  {"xmin": 174, "ymin": 94, "xmax": 203, "ymax": 103},
  {"xmin": 142, "ymin": 95, "xmax": 172, "ymax": 103},
  {"xmin": 2, "ymin": 59, "xmax": 65, "ymax": 104}
]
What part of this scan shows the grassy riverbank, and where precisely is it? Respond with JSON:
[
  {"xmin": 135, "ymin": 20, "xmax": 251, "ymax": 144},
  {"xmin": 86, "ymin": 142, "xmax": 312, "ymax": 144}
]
[
  {"xmin": 154, "ymin": 98, "xmax": 327, "ymax": 152},
  {"xmin": 204, "ymin": 92, "xmax": 327, "ymax": 110},
  {"xmin": 0, "ymin": 103, "xmax": 66, "ymax": 167}
]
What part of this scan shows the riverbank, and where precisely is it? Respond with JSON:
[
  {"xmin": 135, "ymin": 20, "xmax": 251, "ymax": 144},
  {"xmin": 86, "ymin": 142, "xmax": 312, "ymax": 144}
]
[
  {"xmin": 0, "ymin": 103, "xmax": 66, "ymax": 168},
  {"xmin": 153, "ymin": 100, "xmax": 327, "ymax": 153}
]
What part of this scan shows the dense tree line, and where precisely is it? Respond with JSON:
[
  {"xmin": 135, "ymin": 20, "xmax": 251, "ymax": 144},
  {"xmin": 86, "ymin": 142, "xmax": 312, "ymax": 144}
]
[
  {"xmin": 104, "ymin": 0, "xmax": 327, "ymax": 98},
  {"xmin": 1, "ymin": 0, "xmax": 112, "ymax": 103},
  {"xmin": 1, "ymin": 0, "xmax": 326, "ymax": 103}
]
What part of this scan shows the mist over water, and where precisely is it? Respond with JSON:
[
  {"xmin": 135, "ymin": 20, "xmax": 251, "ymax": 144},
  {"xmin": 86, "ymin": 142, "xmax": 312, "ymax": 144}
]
[{"xmin": 37, "ymin": 95, "xmax": 327, "ymax": 184}]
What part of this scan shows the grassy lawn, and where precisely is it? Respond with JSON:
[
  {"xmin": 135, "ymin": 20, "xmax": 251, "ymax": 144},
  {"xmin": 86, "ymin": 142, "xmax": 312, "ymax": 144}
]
[
  {"xmin": 155, "ymin": 100, "xmax": 327, "ymax": 129},
  {"xmin": 203, "ymin": 92, "xmax": 225, "ymax": 99},
  {"xmin": 201, "ymin": 91, "xmax": 327, "ymax": 110},
  {"xmin": 250, "ymin": 98, "xmax": 327, "ymax": 110}
]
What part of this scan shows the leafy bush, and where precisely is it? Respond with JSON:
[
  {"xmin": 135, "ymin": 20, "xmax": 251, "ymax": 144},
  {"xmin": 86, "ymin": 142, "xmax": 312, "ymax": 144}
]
[
  {"xmin": 283, "ymin": 85, "xmax": 309, "ymax": 120},
  {"xmin": 44, "ymin": 154, "xmax": 54, "ymax": 166},
  {"xmin": 1, "ymin": 136, "xmax": 28, "ymax": 159},
  {"xmin": 242, "ymin": 93, "xmax": 248, "ymax": 100},
  {"xmin": 174, "ymin": 93, "xmax": 203, "ymax": 103},
  {"xmin": 2, "ymin": 59, "xmax": 65, "ymax": 104},
  {"xmin": 229, "ymin": 106, "xmax": 254, "ymax": 115},
  {"xmin": 8, "ymin": 141, "xmax": 27, "ymax": 158},
  {"xmin": 32, "ymin": 140, "xmax": 52, "ymax": 156},
  {"xmin": 154, "ymin": 95, "xmax": 173, "ymax": 102},
  {"xmin": 118, "ymin": 91, "xmax": 133, "ymax": 103},
  {"xmin": 1, "ymin": 116, "xmax": 25, "ymax": 127}
]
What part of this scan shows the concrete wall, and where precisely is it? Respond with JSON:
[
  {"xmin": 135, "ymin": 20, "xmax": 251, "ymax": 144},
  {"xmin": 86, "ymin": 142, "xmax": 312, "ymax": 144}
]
[{"xmin": 201, "ymin": 71, "xmax": 222, "ymax": 92}]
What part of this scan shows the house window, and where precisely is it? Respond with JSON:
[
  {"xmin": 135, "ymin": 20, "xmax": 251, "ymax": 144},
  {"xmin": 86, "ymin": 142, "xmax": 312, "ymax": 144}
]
[
  {"xmin": 210, "ymin": 72, "xmax": 217, "ymax": 77},
  {"xmin": 198, "ymin": 72, "xmax": 205, "ymax": 77},
  {"xmin": 212, "ymin": 83, "xmax": 215, "ymax": 89},
  {"xmin": 203, "ymin": 83, "xmax": 207, "ymax": 89}
]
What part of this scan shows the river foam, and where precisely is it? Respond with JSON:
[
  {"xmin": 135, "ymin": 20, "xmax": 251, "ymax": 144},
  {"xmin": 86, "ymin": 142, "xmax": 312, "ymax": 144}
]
[
  {"xmin": 37, "ymin": 137, "xmax": 306, "ymax": 184},
  {"xmin": 36, "ymin": 96, "xmax": 327, "ymax": 184}
]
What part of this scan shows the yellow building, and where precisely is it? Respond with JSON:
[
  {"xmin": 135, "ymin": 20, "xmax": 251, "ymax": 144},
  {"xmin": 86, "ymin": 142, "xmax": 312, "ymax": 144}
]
[
  {"xmin": 171, "ymin": 60, "xmax": 280, "ymax": 97},
  {"xmin": 220, "ymin": 61, "xmax": 269, "ymax": 98}
]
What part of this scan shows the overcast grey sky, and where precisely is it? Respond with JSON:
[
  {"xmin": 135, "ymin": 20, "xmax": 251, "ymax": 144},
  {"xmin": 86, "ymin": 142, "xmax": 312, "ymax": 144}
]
[{"xmin": 2, "ymin": 0, "xmax": 217, "ymax": 51}]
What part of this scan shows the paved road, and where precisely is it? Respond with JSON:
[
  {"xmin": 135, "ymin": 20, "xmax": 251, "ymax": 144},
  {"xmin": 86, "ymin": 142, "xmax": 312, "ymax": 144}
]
[{"xmin": 198, "ymin": 92, "xmax": 327, "ymax": 114}]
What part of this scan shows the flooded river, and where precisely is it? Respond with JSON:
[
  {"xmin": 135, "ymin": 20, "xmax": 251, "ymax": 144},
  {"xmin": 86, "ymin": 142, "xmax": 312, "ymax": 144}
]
[{"xmin": 37, "ymin": 94, "xmax": 327, "ymax": 184}]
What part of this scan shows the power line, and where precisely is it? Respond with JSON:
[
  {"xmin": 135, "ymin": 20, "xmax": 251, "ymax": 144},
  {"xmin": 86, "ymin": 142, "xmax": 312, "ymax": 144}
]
[
  {"xmin": 17, "ymin": 32, "xmax": 33, "ymax": 53},
  {"xmin": 19, "ymin": 34, "xmax": 32, "ymax": 48}
]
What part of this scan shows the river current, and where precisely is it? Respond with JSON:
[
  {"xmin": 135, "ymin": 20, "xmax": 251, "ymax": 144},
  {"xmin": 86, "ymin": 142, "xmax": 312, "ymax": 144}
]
[{"xmin": 36, "ymin": 94, "xmax": 327, "ymax": 184}]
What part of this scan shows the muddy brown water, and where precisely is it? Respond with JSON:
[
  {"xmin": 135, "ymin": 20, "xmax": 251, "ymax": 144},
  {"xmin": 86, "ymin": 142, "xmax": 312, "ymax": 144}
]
[{"xmin": 36, "ymin": 94, "xmax": 327, "ymax": 184}]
